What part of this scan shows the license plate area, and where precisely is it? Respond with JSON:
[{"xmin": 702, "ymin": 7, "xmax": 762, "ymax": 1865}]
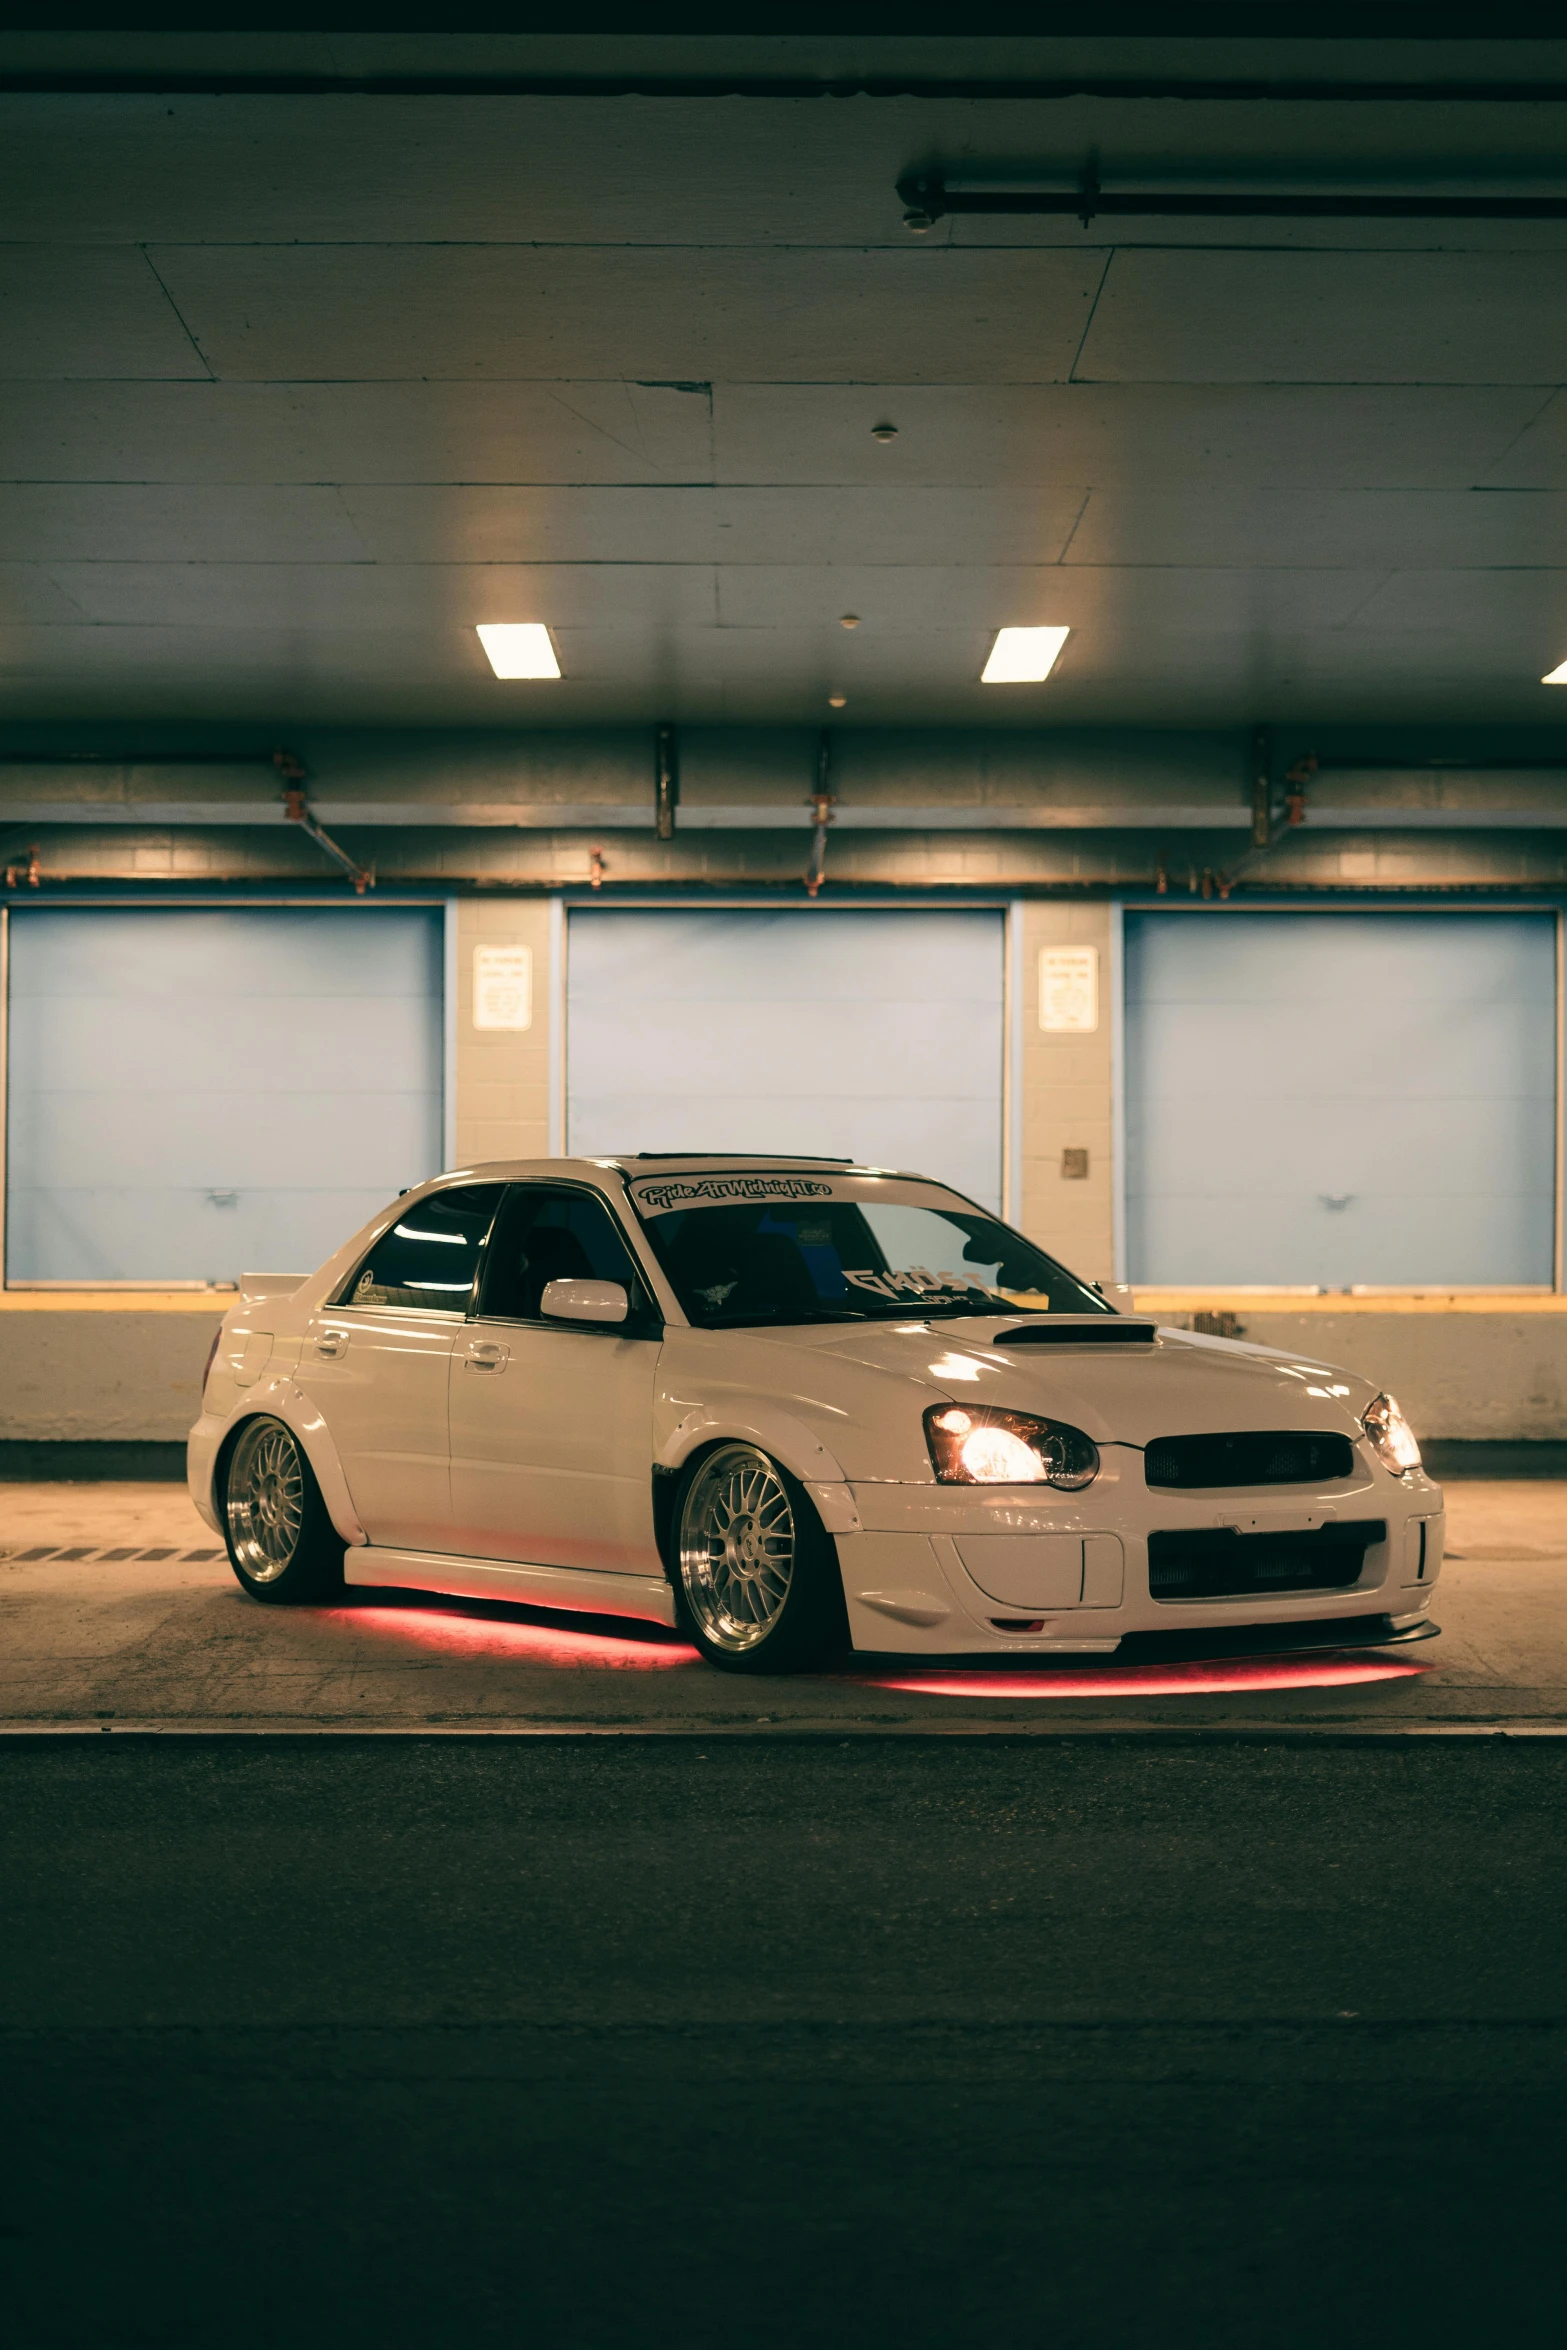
[{"xmin": 1148, "ymin": 1519, "xmax": 1387, "ymax": 1601}]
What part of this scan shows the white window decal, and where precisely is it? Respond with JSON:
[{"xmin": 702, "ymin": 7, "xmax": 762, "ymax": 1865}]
[{"xmin": 633, "ymin": 1174, "xmax": 836, "ymax": 1214}]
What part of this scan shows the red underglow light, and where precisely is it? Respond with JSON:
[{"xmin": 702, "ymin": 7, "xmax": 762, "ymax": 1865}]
[
  {"xmin": 862, "ymin": 1655, "xmax": 1429, "ymax": 1700},
  {"xmin": 323, "ymin": 1604, "xmax": 700, "ymax": 1671}
]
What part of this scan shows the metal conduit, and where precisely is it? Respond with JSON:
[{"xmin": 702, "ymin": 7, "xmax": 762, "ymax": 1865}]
[{"xmin": 899, "ymin": 171, "xmax": 1567, "ymax": 228}]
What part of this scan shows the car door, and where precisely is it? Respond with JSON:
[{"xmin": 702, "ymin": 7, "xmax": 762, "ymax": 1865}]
[
  {"xmin": 294, "ymin": 1182, "xmax": 506, "ymax": 1550},
  {"xmin": 447, "ymin": 1182, "xmax": 663, "ymax": 1573}
]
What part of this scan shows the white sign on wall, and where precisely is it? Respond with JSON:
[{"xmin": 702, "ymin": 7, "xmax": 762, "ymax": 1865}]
[
  {"xmin": 472, "ymin": 943, "xmax": 533, "ymax": 1031},
  {"xmin": 1039, "ymin": 945, "xmax": 1099, "ymax": 1033}
]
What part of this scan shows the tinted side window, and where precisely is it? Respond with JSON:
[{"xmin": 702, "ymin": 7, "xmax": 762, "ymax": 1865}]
[
  {"xmin": 480, "ymin": 1188, "xmax": 644, "ymax": 1322},
  {"xmin": 338, "ymin": 1184, "xmax": 506, "ymax": 1313}
]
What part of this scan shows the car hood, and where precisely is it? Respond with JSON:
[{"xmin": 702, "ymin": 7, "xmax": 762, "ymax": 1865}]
[{"xmin": 756, "ymin": 1315, "xmax": 1377, "ymax": 1449}]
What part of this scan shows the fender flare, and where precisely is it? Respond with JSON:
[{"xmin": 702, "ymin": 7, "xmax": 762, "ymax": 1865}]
[
  {"xmin": 210, "ymin": 1376, "xmax": 368, "ymax": 1547},
  {"xmin": 658, "ymin": 1401, "xmax": 849, "ymax": 1490}
]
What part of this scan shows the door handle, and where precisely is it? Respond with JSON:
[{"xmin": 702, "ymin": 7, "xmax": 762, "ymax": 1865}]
[
  {"xmin": 464, "ymin": 1340, "xmax": 509, "ymax": 1373},
  {"xmin": 314, "ymin": 1329, "xmax": 350, "ymax": 1360}
]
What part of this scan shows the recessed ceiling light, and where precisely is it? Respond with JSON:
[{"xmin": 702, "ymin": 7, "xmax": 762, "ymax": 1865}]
[
  {"xmin": 871, "ymin": 423, "xmax": 898, "ymax": 442},
  {"xmin": 476, "ymin": 623, "xmax": 561, "ymax": 679},
  {"xmin": 1543, "ymin": 658, "xmax": 1567, "ymax": 684},
  {"xmin": 840, "ymin": 614, "xmax": 861, "ymax": 629},
  {"xmin": 828, "ymin": 694, "xmax": 847, "ymax": 708},
  {"xmin": 981, "ymin": 625, "xmax": 1070, "ymax": 684}
]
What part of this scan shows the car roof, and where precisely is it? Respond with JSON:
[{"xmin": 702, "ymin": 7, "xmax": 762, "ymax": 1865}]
[{"xmin": 427, "ymin": 1154, "xmax": 922, "ymax": 1185}]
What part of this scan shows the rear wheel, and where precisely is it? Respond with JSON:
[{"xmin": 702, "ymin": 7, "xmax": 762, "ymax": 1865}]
[
  {"xmin": 221, "ymin": 1416, "xmax": 343, "ymax": 1604},
  {"xmin": 674, "ymin": 1442, "xmax": 846, "ymax": 1675}
]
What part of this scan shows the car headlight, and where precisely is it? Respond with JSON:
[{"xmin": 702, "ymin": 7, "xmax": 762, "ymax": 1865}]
[
  {"xmin": 1363, "ymin": 1392, "xmax": 1422, "ymax": 1476},
  {"xmin": 924, "ymin": 1404, "xmax": 1099, "ymax": 1489}
]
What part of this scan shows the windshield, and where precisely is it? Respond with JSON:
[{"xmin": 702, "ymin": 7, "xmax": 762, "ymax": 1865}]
[{"xmin": 628, "ymin": 1172, "xmax": 1113, "ymax": 1329}]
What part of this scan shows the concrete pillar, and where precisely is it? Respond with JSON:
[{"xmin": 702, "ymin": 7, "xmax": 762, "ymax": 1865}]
[
  {"xmin": 1019, "ymin": 901, "xmax": 1116, "ymax": 1285},
  {"xmin": 452, "ymin": 898, "xmax": 554, "ymax": 1170}
]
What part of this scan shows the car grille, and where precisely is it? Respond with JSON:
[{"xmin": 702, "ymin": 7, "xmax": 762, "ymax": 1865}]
[
  {"xmin": 1147, "ymin": 1519, "xmax": 1386, "ymax": 1601},
  {"xmin": 1143, "ymin": 1431, "xmax": 1356, "ymax": 1488}
]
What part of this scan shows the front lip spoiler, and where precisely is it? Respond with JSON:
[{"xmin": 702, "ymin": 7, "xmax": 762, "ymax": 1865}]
[
  {"xmin": 855, "ymin": 1612, "xmax": 1439, "ymax": 1672},
  {"xmin": 1113, "ymin": 1612, "xmax": 1439, "ymax": 1667}
]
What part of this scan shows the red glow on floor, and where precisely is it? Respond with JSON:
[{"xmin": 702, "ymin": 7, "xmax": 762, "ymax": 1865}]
[
  {"xmin": 862, "ymin": 1654, "xmax": 1428, "ymax": 1699},
  {"xmin": 323, "ymin": 1604, "xmax": 700, "ymax": 1671}
]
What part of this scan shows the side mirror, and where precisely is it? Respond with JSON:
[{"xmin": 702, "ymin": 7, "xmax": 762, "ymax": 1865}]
[{"xmin": 540, "ymin": 1277, "xmax": 629, "ymax": 1326}]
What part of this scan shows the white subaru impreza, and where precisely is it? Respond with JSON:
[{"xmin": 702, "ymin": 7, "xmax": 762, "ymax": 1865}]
[{"xmin": 188, "ymin": 1156, "xmax": 1442, "ymax": 1674}]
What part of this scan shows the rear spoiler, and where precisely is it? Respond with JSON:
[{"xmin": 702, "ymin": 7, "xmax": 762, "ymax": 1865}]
[{"xmin": 238, "ymin": 1272, "xmax": 307, "ymax": 1304}]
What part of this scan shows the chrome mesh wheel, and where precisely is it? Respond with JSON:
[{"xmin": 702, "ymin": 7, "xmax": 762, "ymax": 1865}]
[
  {"xmin": 225, "ymin": 1419, "xmax": 306, "ymax": 1584},
  {"xmin": 678, "ymin": 1443, "xmax": 797, "ymax": 1655}
]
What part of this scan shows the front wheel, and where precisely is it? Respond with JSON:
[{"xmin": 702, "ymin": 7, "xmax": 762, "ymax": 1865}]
[
  {"xmin": 673, "ymin": 1442, "xmax": 846, "ymax": 1675},
  {"xmin": 221, "ymin": 1416, "xmax": 344, "ymax": 1603}
]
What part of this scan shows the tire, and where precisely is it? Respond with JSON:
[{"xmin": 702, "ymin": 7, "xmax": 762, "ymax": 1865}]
[
  {"xmin": 672, "ymin": 1441, "xmax": 847, "ymax": 1675},
  {"xmin": 220, "ymin": 1416, "xmax": 344, "ymax": 1604}
]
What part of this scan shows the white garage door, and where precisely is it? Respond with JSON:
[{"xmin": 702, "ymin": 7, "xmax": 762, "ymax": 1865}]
[
  {"xmin": 6, "ymin": 907, "xmax": 444, "ymax": 1283},
  {"xmin": 1124, "ymin": 911, "xmax": 1558, "ymax": 1287},
  {"xmin": 566, "ymin": 909, "xmax": 1005, "ymax": 1210}
]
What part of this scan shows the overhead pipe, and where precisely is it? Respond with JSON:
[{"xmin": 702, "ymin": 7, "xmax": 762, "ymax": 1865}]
[
  {"xmin": 273, "ymin": 753, "xmax": 375, "ymax": 895},
  {"xmin": 13, "ymin": 70, "xmax": 1567, "ymax": 103},
  {"xmin": 898, "ymin": 167, "xmax": 1567, "ymax": 229}
]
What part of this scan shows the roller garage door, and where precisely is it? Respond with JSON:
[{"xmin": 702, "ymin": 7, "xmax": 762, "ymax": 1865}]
[
  {"xmin": 566, "ymin": 909, "xmax": 1005, "ymax": 1210},
  {"xmin": 6, "ymin": 906, "xmax": 444, "ymax": 1283},
  {"xmin": 1124, "ymin": 911, "xmax": 1557, "ymax": 1287}
]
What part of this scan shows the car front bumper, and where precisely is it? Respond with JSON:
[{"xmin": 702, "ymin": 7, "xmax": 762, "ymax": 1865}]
[{"xmin": 824, "ymin": 1462, "xmax": 1444, "ymax": 1656}]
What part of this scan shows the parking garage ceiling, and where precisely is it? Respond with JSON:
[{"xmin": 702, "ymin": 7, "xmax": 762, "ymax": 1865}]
[{"xmin": 9, "ymin": 29, "xmax": 1567, "ymax": 729}]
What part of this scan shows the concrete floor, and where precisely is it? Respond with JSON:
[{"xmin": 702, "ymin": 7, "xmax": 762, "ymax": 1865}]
[{"xmin": 3, "ymin": 1478, "xmax": 1564, "ymax": 1733}]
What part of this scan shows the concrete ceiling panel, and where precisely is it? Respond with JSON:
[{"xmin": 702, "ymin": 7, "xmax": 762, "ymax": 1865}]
[
  {"xmin": 147, "ymin": 244, "xmax": 1105, "ymax": 383},
  {"xmin": 0, "ymin": 568, "xmax": 105, "ymax": 626},
  {"xmin": 1475, "ymin": 390, "xmax": 1567, "ymax": 488},
  {"xmin": 26, "ymin": 560, "xmax": 722, "ymax": 631},
  {"xmin": 711, "ymin": 383, "xmax": 1549, "ymax": 489},
  {"xmin": 0, "ymin": 484, "xmax": 373, "ymax": 563},
  {"xmin": 713, "ymin": 565, "xmax": 1078, "ymax": 635},
  {"xmin": 0, "ymin": 247, "xmax": 209, "ymax": 379},
  {"xmin": 1342, "ymin": 568, "xmax": 1567, "ymax": 650},
  {"xmin": 336, "ymin": 485, "xmax": 1085, "ymax": 566},
  {"xmin": 1063, "ymin": 487, "xmax": 1567, "ymax": 570},
  {"xmin": 1075, "ymin": 252, "xmax": 1567, "ymax": 386},
  {"xmin": 0, "ymin": 94, "xmax": 926, "ymax": 246},
  {"xmin": 0, "ymin": 379, "xmax": 716, "ymax": 485}
]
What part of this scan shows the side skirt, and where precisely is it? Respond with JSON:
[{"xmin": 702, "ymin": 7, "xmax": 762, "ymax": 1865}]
[{"xmin": 343, "ymin": 1546, "xmax": 677, "ymax": 1629}]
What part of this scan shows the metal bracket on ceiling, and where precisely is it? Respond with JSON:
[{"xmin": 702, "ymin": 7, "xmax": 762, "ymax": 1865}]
[
  {"xmin": 804, "ymin": 731, "xmax": 836, "ymax": 900},
  {"xmin": 1250, "ymin": 725, "xmax": 1272, "ymax": 849},
  {"xmin": 897, "ymin": 167, "xmax": 1567, "ymax": 230},
  {"xmin": 655, "ymin": 723, "xmax": 679, "ymax": 841},
  {"xmin": 274, "ymin": 751, "xmax": 375, "ymax": 893},
  {"xmin": 1179, "ymin": 730, "xmax": 1305, "ymax": 901},
  {"xmin": 1284, "ymin": 755, "xmax": 1316, "ymax": 828}
]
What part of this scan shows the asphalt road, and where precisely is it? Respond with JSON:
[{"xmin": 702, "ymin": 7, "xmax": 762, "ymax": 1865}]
[{"xmin": 4, "ymin": 1737, "xmax": 1564, "ymax": 2348}]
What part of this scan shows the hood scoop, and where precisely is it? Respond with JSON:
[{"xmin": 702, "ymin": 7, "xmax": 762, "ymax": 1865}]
[{"xmin": 992, "ymin": 1320, "xmax": 1159, "ymax": 1347}]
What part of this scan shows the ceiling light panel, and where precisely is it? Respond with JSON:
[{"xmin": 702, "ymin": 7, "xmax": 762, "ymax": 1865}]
[
  {"xmin": 981, "ymin": 625, "xmax": 1070, "ymax": 684},
  {"xmin": 477, "ymin": 623, "xmax": 561, "ymax": 679},
  {"xmin": 1542, "ymin": 659, "xmax": 1567, "ymax": 685}
]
